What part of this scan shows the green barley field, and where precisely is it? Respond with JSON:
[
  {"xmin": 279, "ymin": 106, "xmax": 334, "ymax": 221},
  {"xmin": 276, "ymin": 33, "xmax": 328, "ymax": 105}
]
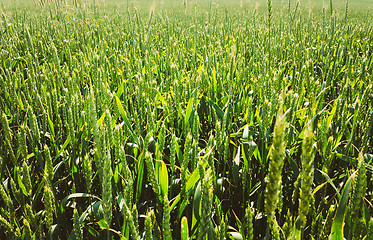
[{"xmin": 0, "ymin": 0, "xmax": 372, "ymax": 239}]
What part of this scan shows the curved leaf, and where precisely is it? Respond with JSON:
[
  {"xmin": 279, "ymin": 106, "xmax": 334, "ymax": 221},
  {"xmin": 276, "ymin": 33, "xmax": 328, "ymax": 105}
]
[
  {"xmin": 158, "ymin": 160, "xmax": 169, "ymax": 197},
  {"xmin": 185, "ymin": 97, "xmax": 194, "ymax": 123},
  {"xmin": 229, "ymin": 231, "xmax": 243, "ymax": 240},
  {"xmin": 233, "ymin": 146, "xmax": 241, "ymax": 185},
  {"xmin": 329, "ymin": 172, "xmax": 354, "ymax": 240},
  {"xmin": 193, "ymin": 181, "xmax": 202, "ymax": 220},
  {"xmin": 181, "ymin": 216, "xmax": 189, "ymax": 240},
  {"xmin": 317, "ymin": 169, "xmax": 341, "ymax": 200},
  {"xmin": 61, "ymin": 193, "xmax": 101, "ymax": 208}
]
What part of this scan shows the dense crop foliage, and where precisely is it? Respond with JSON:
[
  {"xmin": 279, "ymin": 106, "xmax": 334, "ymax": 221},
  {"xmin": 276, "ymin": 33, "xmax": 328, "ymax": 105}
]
[{"xmin": 0, "ymin": 0, "xmax": 372, "ymax": 239}]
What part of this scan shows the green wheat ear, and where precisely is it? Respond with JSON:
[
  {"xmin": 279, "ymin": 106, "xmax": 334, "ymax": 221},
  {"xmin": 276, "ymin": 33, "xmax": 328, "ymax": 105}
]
[
  {"xmin": 144, "ymin": 210, "xmax": 154, "ymax": 240},
  {"xmin": 265, "ymin": 101, "xmax": 286, "ymax": 239},
  {"xmin": 145, "ymin": 151, "xmax": 160, "ymax": 199},
  {"xmin": 122, "ymin": 197, "xmax": 140, "ymax": 240},
  {"xmin": 320, "ymin": 204, "xmax": 335, "ymax": 239},
  {"xmin": 299, "ymin": 123, "xmax": 315, "ymax": 228},
  {"xmin": 22, "ymin": 161, "xmax": 32, "ymax": 197},
  {"xmin": 367, "ymin": 217, "xmax": 373, "ymax": 239},
  {"xmin": 18, "ymin": 123, "xmax": 28, "ymax": 160},
  {"xmin": 28, "ymin": 105, "xmax": 40, "ymax": 144},
  {"xmin": 267, "ymin": 0, "xmax": 272, "ymax": 28},
  {"xmin": 10, "ymin": 176, "xmax": 22, "ymax": 211},
  {"xmin": 350, "ymin": 152, "xmax": 367, "ymax": 217},
  {"xmin": 344, "ymin": 0, "xmax": 349, "ymax": 22},
  {"xmin": 282, "ymin": 209, "xmax": 292, "ymax": 239},
  {"xmin": 0, "ymin": 112, "xmax": 12, "ymax": 143},
  {"xmin": 162, "ymin": 195, "xmax": 172, "ymax": 240},
  {"xmin": 170, "ymin": 134, "xmax": 177, "ymax": 171},
  {"xmin": 0, "ymin": 177, "xmax": 12, "ymax": 209},
  {"xmin": 132, "ymin": 204, "xmax": 139, "ymax": 237},
  {"xmin": 244, "ymin": 204, "xmax": 254, "ymax": 240},
  {"xmin": 73, "ymin": 208, "xmax": 83, "ymax": 240},
  {"xmin": 102, "ymin": 131, "xmax": 112, "ymax": 231},
  {"xmin": 44, "ymin": 145, "xmax": 53, "ymax": 187},
  {"xmin": 1, "ymin": 112, "xmax": 16, "ymax": 164},
  {"xmin": 218, "ymin": 214, "xmax": 228, "ymax": 240},
  {"xmin": 83, "ymin": 153, "xmax": 92, "ymax": 192},
  {"xmin": 23, "ymin": 218, "xmax": 32, "ymax": 240},
  {"xmin": 43, "ymin": 184, "xmax": 54, "ymax": 232},
  {"xmin": 0, "ymin": 215, "xmax": 12, "ymax": 235},
  {"xmin": 25, "ymin": 203, "xmax": 36, "ymax": 230},
  {"xmin": 198, "ymin": 167, "xmax": 213, "ymax": 240}
]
